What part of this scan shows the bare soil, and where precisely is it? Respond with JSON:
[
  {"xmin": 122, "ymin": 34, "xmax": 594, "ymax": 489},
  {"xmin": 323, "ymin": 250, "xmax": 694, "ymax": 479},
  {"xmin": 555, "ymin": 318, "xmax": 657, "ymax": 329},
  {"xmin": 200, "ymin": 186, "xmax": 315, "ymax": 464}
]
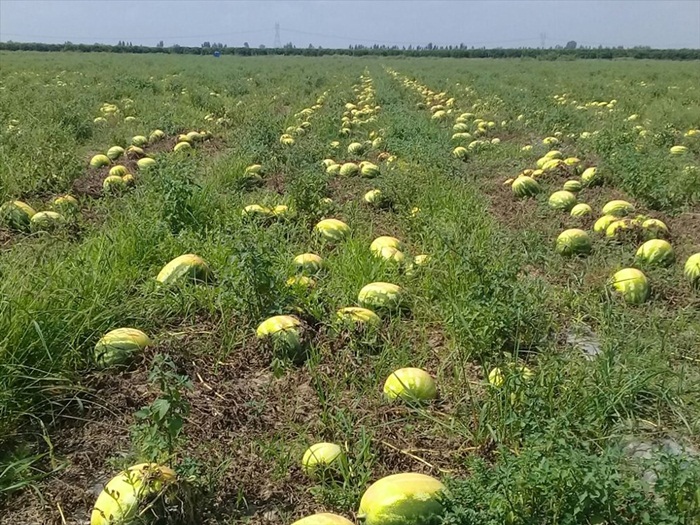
[
  {"xmin": 478, "ymin": 156, "xmax": 700, "ymax": 310},
  {"xmin": 263, "ymin": 171, "xmax": 287, "ymax": 195},
  {"xmin": 1, "ymin": 300, "xmax": 477, "ymax": 525},
  {"xmin": 0, "ymin": 228, "xmax": 16, "ymax": 250}
]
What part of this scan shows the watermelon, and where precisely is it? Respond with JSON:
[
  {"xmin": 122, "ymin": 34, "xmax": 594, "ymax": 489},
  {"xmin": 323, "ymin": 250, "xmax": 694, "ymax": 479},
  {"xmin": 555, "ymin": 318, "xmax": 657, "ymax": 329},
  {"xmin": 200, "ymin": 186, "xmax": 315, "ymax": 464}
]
[
  {"xmin": 641, "ymin": 218, "xmax": 669, "ymax": 239},
  {"xmin": 90, "ymin": 154, "xmax": 110, "ymax": 168},
  {"xmin": 95, "ymin": 328, "xmax": 151, "ymax": 368},
  {"xmin": 53, "ymin": 195, "xmax": 79, "ymax": 210},
  {"xmin": 106, "ymin": 146, "xmax": 125, "ymax": 160},
  {"xmin": 186, "ymin": 131, "xmax": 202, "ymax": 143},
  {"xmin": 360, "ymin": 162, "xmax": 380, "ymax": 178},
  {"xmin": 91, "ymin": 464, "xmax": 175, "ymax": 525},
  {"xmin": 594, "ymin": 215, "xmax": 618, "ymax": 234},
  {"xmin": 358, "ymin": 473, "xmax": 446, "ymax": 525},
  {"xmin": 52, "ymin": 195, "xmax": 79, "ymax": 217},
  {"xmin": 242, "ymin": 204, "xmax": 272, "ymax": 218},
  {"xmin": 602, "ymin": 200, "xmax": 634, "ymax": 217},
  {"xmin": 405, "ymin": 254, "xmax": 431, "ymax": 276},
  {"xmin": 109, "ymin": 165, "xmax": 129, "ymax": 177},
  {"xmin": 286, "ymin": 275, "xmax": 316, "ymax": 289},
  {"xmin": 370, "ymin": 236, "xmax": 403, "ymax": 254},
  {"xmin": 685, "ymin": 253, "xmax": 700, "ymax": 286},
  {"xmin": 581, "ymin": 167, "xmax": 600, "ymax": 185},
  {"xmin": 131, "ymin": 135, "xmax": 148, "ymax": 147},
  {"xmin": 358, "ymin": 282, "xmax": 403, "ymax": 310},
  {"xmin": 149, "ymin": 129, "xmax": 165, "ymax": 142},
  {"xmin": 293, "ymin": 253, "xmax": 324, "ymax": 274},
  {"xmin": 611, "ymin": 268, "xmax": 650, "ymax": 304},
  {"xmin": 555, "ymin": 229, "xmax": 592, "ymax": 256},
  {"xmin": 348, "ymin": 142, "xmax": 365, "ymax": 155},
  {"xmin": 511, "ymin": 176, "xmax": 540, "ymax": 198},
  {"xmin": 364, "ymin": 189, "xmax": 386, "ymax": 206},
  {"xmin": 451, "ymin": 132, "xmax": 472, "ymax": 142},
  {"xmin": 302, "ymin": 442, "xmax": 345, "ymax": 478},
  {"xmin": 670, "ymin": 145, "xmax": 688, "ymax": 155},
  {"xmin": 548, "ymin": 191, "xmax": 577, "ymax": 211},
  {"xmin": 635, "ymin": 239, "xmax": 674, "ymax": 267},
  {"xmin": 452, "ymin": 146, "xmax": 468, "ymax": 160},
  {"xmin": 256, "ymin": 315, "xmax": 302, "ymax": 352},
  {"xmin": 315, "ymin": 219, "xmax": 350, "ymax": 241},
  {"xmin": 156, "ymin": 254, "xmax": 212, "ymax": 285},
  {"xmin": 488, "ymin": 365, "xmax": 533, "ymax": 387},
  {"xmin": 173, "ymin": 141, "xmax": 192, "ymax": 153},
  {"xmin": 30, "ymin": 211, "xmax": 64, "ymax": 231},
  {"xmin": 336, "ymin": 307, "xmax": 380, "ymax": 327},
  {"xmin": 339, "ymin": 162, "xmax": 360, "ymax": 177},
  {"xmin": 563, "ymin": 180, "xmax": 583, "ymax": 193},
  {"xmin": 137, "ymin": 157, "xmax": 156, "ymax": 170},
  {"xmin": 245, "ymin": 164, "xmax": 263, "ymax": 175},
  {"xmin": 383, "ymin": 368, "xmax": 437, "ymax": 402},
  {"xmin": 122, "ymin": 174, "xmax": 136, "ymax": 187},
  {"xmin": 542, "ymin": 158, "xmax": 564, "ymax": 172},
  {"xmin": 605, "ymin": 219, "xmax": 635, "ymax": 239},
  {"xmin": 263, "ymin": 204, "xmax": 285, "ymax": 219},
  {"xmin": 103, "ymin": 175, "xmax": 126, "ymax": 194},
  {"xmin": 570, "ymin": 203, "xmax": 592, "ymax": 217},
  {"xmin": 1, "ymin": 200, "xmax": 36, "ymax": 230},
  {"xmin": 126, "ymin": 146, "xmax": 146, "ymax": 158},
  {"xmin": 375, "ymin": 246, "xmax": 405, "ymax": 264}
]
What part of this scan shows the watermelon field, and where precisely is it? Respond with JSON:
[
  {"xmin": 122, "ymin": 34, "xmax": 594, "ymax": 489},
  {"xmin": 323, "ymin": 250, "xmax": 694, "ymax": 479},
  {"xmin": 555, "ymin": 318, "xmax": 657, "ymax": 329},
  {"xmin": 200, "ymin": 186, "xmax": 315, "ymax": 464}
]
[{"xmin": 1, "ymin": 52, "xmax": 700, "ymax": 524}]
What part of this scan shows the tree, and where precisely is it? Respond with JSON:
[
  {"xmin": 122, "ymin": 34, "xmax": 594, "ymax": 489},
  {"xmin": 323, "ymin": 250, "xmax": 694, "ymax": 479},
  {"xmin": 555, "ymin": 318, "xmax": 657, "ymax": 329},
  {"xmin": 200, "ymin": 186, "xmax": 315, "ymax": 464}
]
[
  {"xmin": 202, "ymin": 41, "xmax": 211, "ymax": 48},
  {"xmin": 565, "ymin": 40, "xmax": 577, "ymax": 49},
  {"xmin": 157, "ymin": 40, "xmax": 164, "ymax": 48},
  {"xmin": 243, "ymin": 42, "xmax": 249, "ymax": 48}
]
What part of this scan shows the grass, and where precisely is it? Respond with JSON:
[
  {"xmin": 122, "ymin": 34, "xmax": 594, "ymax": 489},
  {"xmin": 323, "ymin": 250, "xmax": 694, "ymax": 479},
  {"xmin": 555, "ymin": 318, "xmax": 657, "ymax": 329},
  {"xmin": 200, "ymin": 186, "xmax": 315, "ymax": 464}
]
[{"xmin": 0, "ymin": 52, "xmax": 699, "ymax": 524}]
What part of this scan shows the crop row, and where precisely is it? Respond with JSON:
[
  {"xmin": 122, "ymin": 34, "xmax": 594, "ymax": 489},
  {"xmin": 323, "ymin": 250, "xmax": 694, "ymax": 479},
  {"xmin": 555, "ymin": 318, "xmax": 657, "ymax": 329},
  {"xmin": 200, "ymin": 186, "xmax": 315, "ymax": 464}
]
[
  {"xmin": 388, "ymin": 70, "xmax": 700, "ymax": 304},
  {"xmin": 86, "ymin": 79, "xmax": 453, "ymax": 524},
  {"xmin": 255, "ymin": 73, "xmax": 447, "ymax": 525},
  {"xmin": 411, "ymin": 62, "xmax": 700, "ymax": 211}
]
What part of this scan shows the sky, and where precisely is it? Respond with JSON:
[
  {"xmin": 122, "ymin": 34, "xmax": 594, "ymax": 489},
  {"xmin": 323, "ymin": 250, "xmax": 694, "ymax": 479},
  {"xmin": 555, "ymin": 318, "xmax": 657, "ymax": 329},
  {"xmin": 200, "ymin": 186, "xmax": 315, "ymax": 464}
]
[{"xmin": 1, "ymin": 0, "xmax": 699, "ymax": 49}]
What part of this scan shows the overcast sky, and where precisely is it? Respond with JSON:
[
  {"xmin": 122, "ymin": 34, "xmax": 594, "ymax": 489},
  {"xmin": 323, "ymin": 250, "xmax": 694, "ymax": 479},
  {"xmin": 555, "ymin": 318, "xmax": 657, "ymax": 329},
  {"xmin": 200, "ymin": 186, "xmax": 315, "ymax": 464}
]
[{"xmin": 1, "ymin": 0, "xmax": 699, "ymax": 49}]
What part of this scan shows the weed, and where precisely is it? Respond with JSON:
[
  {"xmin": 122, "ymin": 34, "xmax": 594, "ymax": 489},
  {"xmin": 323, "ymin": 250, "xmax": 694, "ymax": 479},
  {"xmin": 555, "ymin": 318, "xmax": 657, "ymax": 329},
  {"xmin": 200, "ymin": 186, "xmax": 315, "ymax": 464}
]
[{"xmin": 132, "ymin": 354, "xmax": 192, "ymax": 465}]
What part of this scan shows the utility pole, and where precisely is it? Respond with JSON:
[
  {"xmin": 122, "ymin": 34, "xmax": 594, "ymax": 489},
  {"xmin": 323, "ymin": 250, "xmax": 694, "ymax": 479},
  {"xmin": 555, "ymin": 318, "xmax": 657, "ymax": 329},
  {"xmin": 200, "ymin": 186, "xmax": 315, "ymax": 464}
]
[
  {"xmin": 540, "ymin": 32, "xmax": 547, "ymax": 49},
  {"xmin": 274, "ymin": 23, "xmax": 281, "ymax": 48}
]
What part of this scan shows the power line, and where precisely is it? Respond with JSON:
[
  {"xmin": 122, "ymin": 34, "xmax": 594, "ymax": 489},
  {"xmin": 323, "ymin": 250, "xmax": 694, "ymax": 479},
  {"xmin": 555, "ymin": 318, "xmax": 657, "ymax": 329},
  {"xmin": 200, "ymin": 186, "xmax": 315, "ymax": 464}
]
[
  {"xmin": 546, "ymin": 34, "xmax": 700, "ymax": 49},
  {"xmin": 3, "ymin": 26, "xmax": 694, "ymax": 49},
  {"xmin": 0, "ymin": 28, "xmax": 269, "ymax": 42},
  {"xmin": 273, "ymin": 22, "xmax": 281, "ymax": 48},
  {"xmin": 281, "ymin": 27, "xmax": 539, "ymax": 48},
  {"xmin": 0, "ymin": 26, "xmax": 541, "ymax": 49},
  {"xmin": 0, "ymin": 25, "xmax": 541, "ymax": 48}
]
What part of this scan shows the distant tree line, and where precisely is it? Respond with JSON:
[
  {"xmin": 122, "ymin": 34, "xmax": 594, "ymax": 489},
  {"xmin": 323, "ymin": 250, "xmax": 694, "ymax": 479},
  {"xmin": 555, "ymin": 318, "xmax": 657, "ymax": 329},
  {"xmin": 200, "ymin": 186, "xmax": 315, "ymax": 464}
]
[{"xmin": 0, "ymin": 40, "xmax": 698, "ymax": 60}]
